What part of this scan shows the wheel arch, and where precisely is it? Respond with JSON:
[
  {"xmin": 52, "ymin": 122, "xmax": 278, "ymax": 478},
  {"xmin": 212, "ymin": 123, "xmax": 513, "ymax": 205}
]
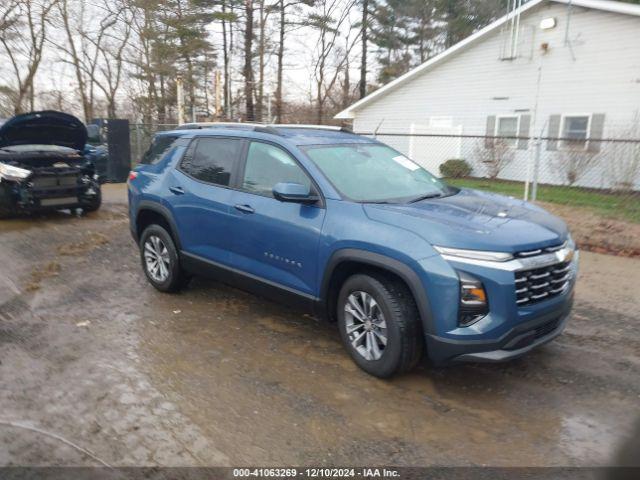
[
  {"xmin": 319, "ymin": 249, "xmax": 434, "ymax": 333},
  {"xmin": 135, "ymin": 201, "xmax": 182, "ymax": 250}
]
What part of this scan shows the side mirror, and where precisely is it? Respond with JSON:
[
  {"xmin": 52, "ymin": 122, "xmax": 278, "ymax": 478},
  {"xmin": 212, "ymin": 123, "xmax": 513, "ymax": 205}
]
[{"xmin": 273, "ymin": 182, "xmax": 319, "ymax": 204}]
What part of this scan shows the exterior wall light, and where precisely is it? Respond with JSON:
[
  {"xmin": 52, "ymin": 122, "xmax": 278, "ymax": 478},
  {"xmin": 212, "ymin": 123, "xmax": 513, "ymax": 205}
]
[{"xmin": 540, "ymin": 17, "xmax": 557, "ymax": 30}]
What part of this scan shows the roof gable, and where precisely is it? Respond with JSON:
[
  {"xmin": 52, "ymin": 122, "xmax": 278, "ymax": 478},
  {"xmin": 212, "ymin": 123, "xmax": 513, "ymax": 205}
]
[{"xmin": 335, "ymin": 0, "xmax": 640, "ymax": 119}]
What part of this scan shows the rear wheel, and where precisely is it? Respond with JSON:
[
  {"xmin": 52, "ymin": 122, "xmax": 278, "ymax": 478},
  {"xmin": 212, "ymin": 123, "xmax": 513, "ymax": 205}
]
[
  {"xmin": 139, "ymin": 224, "xmax": 189, "ymax": 292},
  {"xmin": 0, "ymin": 183, "xmax": 16, "ymax": 219},
  {"xmin": 337, "ymin": 273, "xmax": 423, "ymax": 378}
]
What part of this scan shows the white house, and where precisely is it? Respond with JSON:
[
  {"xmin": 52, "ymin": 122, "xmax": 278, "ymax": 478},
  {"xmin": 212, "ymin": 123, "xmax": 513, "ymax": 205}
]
[{"xmin": 335, "ymin": 0, "xmax": 640, "ymax": 190}]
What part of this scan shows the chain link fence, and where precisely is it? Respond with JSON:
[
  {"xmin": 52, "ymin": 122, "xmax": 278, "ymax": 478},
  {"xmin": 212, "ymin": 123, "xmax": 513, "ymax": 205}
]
[
  {"xmin": 126, "ymin": 121, "xmax": 640, "ymax": 228},
  {"xmin": 362, "ymin": 131, "xmax": 640, "ymax": 225}
]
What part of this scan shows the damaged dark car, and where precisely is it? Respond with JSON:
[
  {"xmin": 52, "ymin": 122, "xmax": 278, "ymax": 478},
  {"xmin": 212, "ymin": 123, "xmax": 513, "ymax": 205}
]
[{"xmin": 0, "ymin": 111, "xmax": 102, "ymax": 218}]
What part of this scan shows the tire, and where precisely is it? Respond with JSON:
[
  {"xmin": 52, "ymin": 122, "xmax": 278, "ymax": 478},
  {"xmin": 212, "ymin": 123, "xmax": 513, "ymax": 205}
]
[
  {"xmin": 139, "ymin": 224, "xmax": 189, "ymax": 292},
  {"xmin": 81, "ymin": 186, "xmax": 102, "ymax": 213},
  {"xmin": 337, "ymin": 273, "xmax": 423, "ymax": 378},
  {"xmin": 0, "ymin": 182, "xmax": 16, "ymax": 219}
]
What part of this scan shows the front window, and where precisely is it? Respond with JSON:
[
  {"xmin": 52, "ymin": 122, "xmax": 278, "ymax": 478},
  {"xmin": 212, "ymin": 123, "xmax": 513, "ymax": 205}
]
[
  {"xmin": 562, "ymin": 115, "xmax": 590, "ymax": 149},
  {"xmin": 496, "ymin": 116, "xmax": 519, "ymax": 147},
  {"xmin": 303, "ymin": 143, "xmax": 452, "ymax": 203},
  {"xmin": 242, "ymin": 141, "xmax": 311, "ymax": 197}
]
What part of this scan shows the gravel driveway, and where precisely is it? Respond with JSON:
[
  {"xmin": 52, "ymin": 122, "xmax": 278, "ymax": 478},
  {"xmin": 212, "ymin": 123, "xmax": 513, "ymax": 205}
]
[{"xmin": 0, "ymin": 184, "xmax": 638, "ymax": 467}]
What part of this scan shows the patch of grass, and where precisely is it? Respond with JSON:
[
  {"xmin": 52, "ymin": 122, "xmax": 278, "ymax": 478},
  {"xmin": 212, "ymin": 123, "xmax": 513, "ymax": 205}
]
[{"xmin": 446, "ymin": 177, "xmax": 640, "ymax": 224}]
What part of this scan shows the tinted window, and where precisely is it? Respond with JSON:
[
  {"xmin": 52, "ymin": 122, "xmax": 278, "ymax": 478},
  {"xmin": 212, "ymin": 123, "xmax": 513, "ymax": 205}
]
[
  {"xmin": 242, "ymin": 142, "xmax": 311, "ymax": 197},
  {"xmin": 180, "ymin": 137, "xmax": 242, "ymax": 186},
  {"xmin": 141, "ymin": 135, "xmax": 178, "ymax": 164}
]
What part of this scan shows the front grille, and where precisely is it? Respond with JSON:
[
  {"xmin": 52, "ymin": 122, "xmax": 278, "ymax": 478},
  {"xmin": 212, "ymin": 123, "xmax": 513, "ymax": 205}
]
[
  {"xmin": 32, "ymin": 174, "xmax": 79, "ymax": 189},
  {"xmin": 515, "ymin": 260, "xmax": 572, "ymax": 306}
]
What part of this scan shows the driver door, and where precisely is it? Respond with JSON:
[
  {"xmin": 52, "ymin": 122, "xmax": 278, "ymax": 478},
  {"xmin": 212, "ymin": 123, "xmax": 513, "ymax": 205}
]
[{"xmin": 227, "ymin": 141, "xmax": 325, "ymax": 297}]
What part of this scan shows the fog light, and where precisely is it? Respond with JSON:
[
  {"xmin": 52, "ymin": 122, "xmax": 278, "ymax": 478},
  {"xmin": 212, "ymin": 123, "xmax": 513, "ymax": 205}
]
[{"xmin": 458, "ymin": 271, "xmax": 488, "ymax": 327}]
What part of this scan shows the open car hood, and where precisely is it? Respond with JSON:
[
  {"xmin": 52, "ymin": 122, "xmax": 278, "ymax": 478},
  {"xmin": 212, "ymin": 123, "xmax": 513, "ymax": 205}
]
[{"xmin": 0, "ymin": 111, "xmax": 87, "ymax": 151}]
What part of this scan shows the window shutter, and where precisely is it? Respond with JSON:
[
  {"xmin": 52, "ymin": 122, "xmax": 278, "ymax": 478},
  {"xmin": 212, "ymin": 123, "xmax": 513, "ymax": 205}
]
[
  {"xmin": 485, "ymin": 116, "xmax": 496, "ymax": 148},
  {"xmin": 546, "ymin": 115, "xmax": 561, "ymax": 151},
  {"xmin": 588, "ymin": 114, "xmax": 605, "ymax": 153},
  {"xmin": 517, "ymin": 115, "xmax": 531, "ymax": 150}
]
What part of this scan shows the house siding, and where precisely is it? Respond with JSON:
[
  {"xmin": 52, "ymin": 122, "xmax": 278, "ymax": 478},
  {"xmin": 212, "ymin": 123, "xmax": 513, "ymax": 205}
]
[{"xmin": 350, "ymin": 2, "xmax": 640, "ymax": 188}]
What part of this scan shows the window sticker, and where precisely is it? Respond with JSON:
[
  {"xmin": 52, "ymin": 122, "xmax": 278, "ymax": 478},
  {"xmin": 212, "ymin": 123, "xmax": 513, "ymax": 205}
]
[{"xmin": 392, "ymin": 155, "xmax": 420, "ymax": 171}]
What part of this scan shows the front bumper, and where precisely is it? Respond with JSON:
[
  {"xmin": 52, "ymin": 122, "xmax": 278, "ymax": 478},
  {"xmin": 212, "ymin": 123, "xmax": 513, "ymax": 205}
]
[
  {"xmin": 426, "ymin": 294, "xmax": 573, "ymax": 364},
  {"xmin": 3, "ymin": 173, "xmax": 100, "ymax": 211}
]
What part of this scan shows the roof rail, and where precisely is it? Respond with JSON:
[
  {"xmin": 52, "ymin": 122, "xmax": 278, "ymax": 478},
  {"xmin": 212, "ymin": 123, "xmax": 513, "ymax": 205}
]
[
  {"xmin": 175, "ymin": 122, "xmax": 353, "ymax": 135},
  {"xmin": 270, "ymin": 124, "xmax": 353, "ymax": 133}
]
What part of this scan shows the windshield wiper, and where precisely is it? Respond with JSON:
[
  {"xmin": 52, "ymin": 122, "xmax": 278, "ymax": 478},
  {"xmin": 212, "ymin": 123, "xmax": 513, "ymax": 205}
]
[{"xmin": 407, "ymin": 193, "xmax": 443, "ymax": 204}]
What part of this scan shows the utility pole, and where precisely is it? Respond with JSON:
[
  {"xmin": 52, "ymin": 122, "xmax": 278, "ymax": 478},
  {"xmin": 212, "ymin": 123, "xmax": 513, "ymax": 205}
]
[{"xmin": 176, "ymin": 75, "xmax": 184, "ymax": 125}]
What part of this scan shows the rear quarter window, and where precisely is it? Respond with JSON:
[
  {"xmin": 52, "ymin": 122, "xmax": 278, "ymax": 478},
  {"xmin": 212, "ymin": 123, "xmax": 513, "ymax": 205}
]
[
  {"xmin": 179, "ymin": 137, "xmax": 243, "ymax": 186},
  {"xmin": 140, "ymin": 135, "xmax": 179, "ymax": 165}
]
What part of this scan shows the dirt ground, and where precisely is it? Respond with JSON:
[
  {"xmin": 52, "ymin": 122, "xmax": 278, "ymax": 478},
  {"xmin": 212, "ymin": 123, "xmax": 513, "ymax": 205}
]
[
  {"xmin": 541, "ymin": 202, "xmax": 640, "ymax": 258},
  {"xmin": 0, "ymin": 183, "xmax": 639, "ymax": 467}
]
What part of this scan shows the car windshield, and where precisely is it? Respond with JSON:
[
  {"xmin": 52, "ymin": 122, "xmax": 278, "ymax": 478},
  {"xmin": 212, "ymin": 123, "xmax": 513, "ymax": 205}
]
[{"xmin": 303, "ymin": 143, "xmax": 454, "ymax": 203}]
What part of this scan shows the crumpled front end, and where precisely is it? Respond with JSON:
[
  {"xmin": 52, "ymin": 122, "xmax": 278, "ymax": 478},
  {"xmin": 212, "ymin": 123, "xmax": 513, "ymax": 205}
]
[{"xmin": 0, "ymin": 150, "xmax": 100, "ymax": 212}]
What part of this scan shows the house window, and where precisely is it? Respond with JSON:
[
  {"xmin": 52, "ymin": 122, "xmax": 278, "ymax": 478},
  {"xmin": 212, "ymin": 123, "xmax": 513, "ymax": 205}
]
[
  {"xmin": 561, "ymin": 115, "xmax": 590, "ymax": 149},
  {"xmin": 495, "ymin": 116, "xmax": 519, "ymax": 147}
]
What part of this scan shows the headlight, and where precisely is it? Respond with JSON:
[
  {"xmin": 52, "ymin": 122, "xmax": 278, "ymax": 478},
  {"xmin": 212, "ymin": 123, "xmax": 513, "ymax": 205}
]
[
  {"xmin": 0, "ymin": 162, "xmax": 31, "ymax": 181},
  {"xmin": 458, "ymin": 271, "xmax": 488, "ymax": 327},
  {"xmin": 434, "ymin": 245, "xmax": 513, "ymax": 262}
]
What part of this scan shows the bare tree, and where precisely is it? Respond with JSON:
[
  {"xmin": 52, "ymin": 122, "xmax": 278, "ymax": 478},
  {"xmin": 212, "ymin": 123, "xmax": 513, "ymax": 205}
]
[
  {"xmin": 552, "ymin": 148, "xmax": 600, "ymax": 186},
  {"xmin": 273, "ymin": 0, "xmax": 313, "ymax": 123},
  {"xmin": 0, "ymin": 0, "xmax": 58, "ymax": 113},
  {"xmin": 91, "ymin": 3, "xmax": 132, "ymax": 118},
  {"xmin": 53, "ymin": 0, "xmax": 119, "ymax": 122},
  {"xmin": 474, "ymin": 139, "xmax": 515, "ymax": 179},
  {"xmin": 243, "ymin": 0, "xmax": 255, "ymax": 120},
  {"xmin": 358, "ymin": 0, "xmax": 368, "ymax": 99},
  {"xmin": 308, "ymin": 0, "xmax": 357, "ymax": 124},
  {"xmin": 606, "ymin": 116, "xmax": 640, "ymax": 191}
]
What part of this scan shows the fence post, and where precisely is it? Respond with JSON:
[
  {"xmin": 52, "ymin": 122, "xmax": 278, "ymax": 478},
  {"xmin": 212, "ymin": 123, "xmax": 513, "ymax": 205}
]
[{"xmin": 531, "ymin": 138, "xmax": 541, "ymax": 201}]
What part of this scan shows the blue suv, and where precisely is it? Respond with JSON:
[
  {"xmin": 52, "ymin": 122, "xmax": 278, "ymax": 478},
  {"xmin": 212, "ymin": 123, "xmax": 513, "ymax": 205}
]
[{"xmin": 128, "ymin": 125, "xmax": 578, "ymax": 378}]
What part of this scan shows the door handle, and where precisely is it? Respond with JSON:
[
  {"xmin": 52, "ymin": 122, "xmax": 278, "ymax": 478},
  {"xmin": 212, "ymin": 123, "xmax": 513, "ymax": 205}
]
[
  {"xmin": 169, "ymin": 186, "xmax": 184, "ymax": 195},
  {"xmin": 234, "ymin": 204, "xmax": 255, "ymax": 214}
]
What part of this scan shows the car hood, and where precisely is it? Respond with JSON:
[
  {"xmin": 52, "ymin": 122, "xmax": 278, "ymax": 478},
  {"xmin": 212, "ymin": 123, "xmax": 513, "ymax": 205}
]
[
  {"xmin": 363, "ymin": 188, "xmax": 568, "ymax": 253},
  {"xmin": 0, "ymin": 111, "xmax": 87, "ymax": 151}
]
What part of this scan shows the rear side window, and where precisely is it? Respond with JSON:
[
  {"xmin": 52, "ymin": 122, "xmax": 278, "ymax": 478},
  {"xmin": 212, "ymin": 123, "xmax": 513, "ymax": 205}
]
[
  {"xmin": 180, "ymin": 137, "xmax": 242, "ymax": 186},
  {"xmin": 140, "ymin": 135, "xmax": 179, "ymax": 164}
]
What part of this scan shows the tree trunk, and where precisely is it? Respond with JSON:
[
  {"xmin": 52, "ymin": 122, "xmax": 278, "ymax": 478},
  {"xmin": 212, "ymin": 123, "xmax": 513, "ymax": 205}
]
[
  {"xmin": 275, "ymin": 0, "xmax": 285, "ymax": 122},
  {"xmin": 222, "ymin": 3, "xmax": 229, "ymax": 118},
  {"xmin": 359, "ymin": 0, "xmax": 368, "ymax": 99},
  {"xmin": 244, "ymin": 0, "xmax": 255, "ymax": 121},
  {"xmin": 256, "ymin": 0, "xmax": 265, "ymax": 122}
]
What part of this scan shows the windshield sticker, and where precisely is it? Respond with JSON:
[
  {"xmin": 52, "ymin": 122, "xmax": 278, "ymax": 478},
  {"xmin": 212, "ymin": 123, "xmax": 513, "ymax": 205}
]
[{"xmin": 392, "ymin": 155, "xmax": 420, "ymax": 171}]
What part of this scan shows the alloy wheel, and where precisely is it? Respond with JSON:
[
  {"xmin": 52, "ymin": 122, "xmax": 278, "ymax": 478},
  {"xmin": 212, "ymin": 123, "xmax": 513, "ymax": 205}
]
[
  {"xmin": 144, "ymin": 235, "xmax": 171, "ymax": 283},
  {"xmin": 344, "ymin": 291, "xmax": 388, "ymax": 361}
]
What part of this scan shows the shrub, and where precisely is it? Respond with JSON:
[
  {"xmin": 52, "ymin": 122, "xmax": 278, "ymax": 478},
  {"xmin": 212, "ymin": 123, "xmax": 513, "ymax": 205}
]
[{"xmin": 439, "ymin": 159, "xmax": 472, "ymax": 178}]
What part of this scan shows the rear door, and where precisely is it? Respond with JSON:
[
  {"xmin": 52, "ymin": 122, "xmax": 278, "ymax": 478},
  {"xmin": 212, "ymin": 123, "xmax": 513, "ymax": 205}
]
[
  {"xmin": 227, "ymin": 140, "xmax": 325, "ymax": 297},
  {"xmin": 166, "ymin": 136, "xmax": 244, "ymax": 264}
]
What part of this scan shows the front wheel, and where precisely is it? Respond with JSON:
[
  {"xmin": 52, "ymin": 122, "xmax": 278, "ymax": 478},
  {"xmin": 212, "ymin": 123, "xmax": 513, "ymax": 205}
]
[
  {"xmin": 81, "ymin": 186, "xmax": 102, "ymax": 213},
  {"xmin": 139, "ymin": 224, "xmax": 189, "ymax": 292},
  {"xmin": 337, "ymin": 273, "xmax": 423, "ymax": 378}
]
